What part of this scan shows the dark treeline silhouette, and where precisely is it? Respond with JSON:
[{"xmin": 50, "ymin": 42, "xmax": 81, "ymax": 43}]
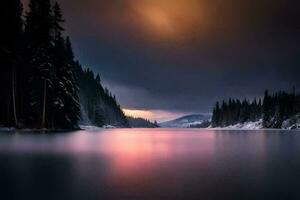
[
  {"xmin": 0, "ymin": 0, "xmax": 23, "ymax": 128},
  {"xmin": 127, "ymin": 116, "xmax": 159, "ymax": 128},
  {"xmin": 212, "ymin": 89, "xmax": 300, "ymax": 128},
  {"xmin": 262, "ymin": 89, "xmax": 300, "ymax": 128},
  {"xmin": 212, "ymin": 98, "xmax": 262, "ymax": 127},
  {"xmin": 0, "ymin": 0, "xmax": 128, "ymax": 129},
  {"xmin": 77, "ymin": 67, "xmax": 129, "ymax": 127}
]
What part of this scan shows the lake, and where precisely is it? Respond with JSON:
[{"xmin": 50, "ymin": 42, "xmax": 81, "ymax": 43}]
[{"xmin": 0, "ymin": 128, "xmax": 300, "ymax": 200}]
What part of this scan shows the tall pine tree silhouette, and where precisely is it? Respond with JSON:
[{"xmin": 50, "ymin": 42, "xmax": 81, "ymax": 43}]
[
  {"xmin": 25, "ymin": 0, "xmax": 55, "ymax": 128},
  {"xmin": 0, "ymin": 0, "xmax": 23, "ymax": 127},
  {"xmin": 0, "ymin": 0, "xmax": 128, "ymax": 129},
  {"xmin": 52, "ymin": 3, "xmax": 80, "ymax": 129}
]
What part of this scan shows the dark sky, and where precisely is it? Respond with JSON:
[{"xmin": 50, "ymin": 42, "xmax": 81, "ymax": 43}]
[{"xmin": 24, "ymin": 0, "xmax": 300, "ymax": 117}]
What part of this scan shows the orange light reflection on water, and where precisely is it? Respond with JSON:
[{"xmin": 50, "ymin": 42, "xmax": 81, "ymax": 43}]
[{"xmin": 93, "ymin": 129, "xmax": 217, "ymax": 186}]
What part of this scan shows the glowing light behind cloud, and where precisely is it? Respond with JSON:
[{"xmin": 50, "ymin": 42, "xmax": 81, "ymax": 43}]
[
  {"xmin": 128, "ymin": 0, "xmax": 204, "ymax": 39},
  {"xmin": 21, "ymin": 0, "xmax": 300, "ymax": 114}
]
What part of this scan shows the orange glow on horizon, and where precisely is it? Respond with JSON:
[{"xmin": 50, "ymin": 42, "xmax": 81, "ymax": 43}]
[
  {"xmin": 123, "ymin": 109, "xmax": 153, "ymax": 119},
  {"xmin": 123, "ymin": 109, "xmax": 186, "ymax": 122}
]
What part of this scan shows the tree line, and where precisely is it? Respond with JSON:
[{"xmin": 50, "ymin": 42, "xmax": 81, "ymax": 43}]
[
  {"xmin": 0, "ymin": 0, "xmax": 128, "ymax": 129},
  {"xmin": 127, "ymin": 116, "xmax": 159, "ymax": 128},
  {"xmin": 78, "ymin": 68, "xmax": 129, "ymax": 127},
  {"xmin": 212, "ymin": 89, "xmax": 300, "ymax": 128}
]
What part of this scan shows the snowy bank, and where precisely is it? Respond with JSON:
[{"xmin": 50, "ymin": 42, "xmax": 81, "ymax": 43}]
[
  {"xmin": 79, "ymin": 125, "xmax": 116, "ymax": 131},
  {"xmin": 281, "ymin": 115, "xmax": 300, "ymax": 130},
  {"xmin": 212, "ymin": 120, "xmax": 263, "ymax": 130},
  {"xmin": 0, "ymin": 127, "xmax": 16, "ymax": 132},
  {"xmin": 212, "ymin": 117, "xmax": 300, "ymax": 130}
]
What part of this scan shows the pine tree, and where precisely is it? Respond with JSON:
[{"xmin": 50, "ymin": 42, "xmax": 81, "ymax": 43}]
[
  {"xmin": 212, "ymin": 90, "xmax": 299, "ymax": 129},
  {"xmin": 263, "ymin": 90, "xmax": 272, "ymax": 128},
  {"xmin": 63, "ymin": 37, "xmax": 81, "ymax": 128},
  {"xmin": 25, "ymin": 0, "xmax": 53, "ymax": 48},
  {"xmin": 77, "ymin": 68, "xmax": 129, "ymax": 127},
  {"xmin": 94, "ymin": 106, "xmax": 105, "ymax": 126},
  {"xmin": 211, "ymin": 96, "xmax": 265, "ymax": 127},
  {"xmin": 53, "ymin": 2, "xmax": 64, "ymax": 40},
  {"xmin": 29, "ymin": 47, "xmax": 55, "ymax": 128},
  {"xmin": 25, "ymin": 0, "xmax": 55, "ymax": 128},
  {"xmin": 51, "ymin": 2, "xmax": 80, "ymax": 129},
  {"xmin": 212, "ymin": 102, "xmax": 220, "ymax": 127},
  {"xmin": 0, "ymin": 0, "xmax": 23, "ymax": 127},
  {"xmin": 0, "ymin": 0, "xmax": 130, "ymax": 129}
]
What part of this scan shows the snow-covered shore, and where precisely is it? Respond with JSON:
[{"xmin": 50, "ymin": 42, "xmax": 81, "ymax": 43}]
[
  {"xmin": 0, "ymin": 127, "xmax": 81, "ymax": 132},
  {"xmin": 0, "ymin": 127, "xmax": 17, "ymax": 132},
  {"xmin": 79, "ymin": 125, "xmax": 117, "ymax": 130},
  {"xmin": 212, "ymin": 120, "xmax": 263, "ymax": 130},
  {"xmin": 211, "ymin": 117, "xmax": 300, "ymax": 130}
]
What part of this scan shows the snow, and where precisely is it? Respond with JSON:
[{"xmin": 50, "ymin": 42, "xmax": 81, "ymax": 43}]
[
  {"xmin": 79, "ymin": 125, "xmax": 116, "ymax": 130},
  {"xmin": 79, "ymin": 125, "xmax": 102, "ymax": 131},
  {"xmin": 160, "ymin": 114, "xmax": 211, "ymax": 128},
  {"xmin": 213, "ymin": 119, "xmax": 263, "ymax": 130},
  {"xmin": 226, "ymin": 120, "xmax": 263, "ymax": 130},
  {"xmin": 212, "ymin": 117, "xmax": 300, "ymax": 130},
  {"xmin": 178, "ymin": 120, "xmax": 206, "ymax": 128},
  {"xmin": 103, "ymin": 125, "xmax": 116, "ymax": 129},
  {"xmin": 283, "ymin": 123, "xmax": 300, "ymax": 130},
  {"xmin": 281, "ymin": 115, "xmax": 300, "ymax": 130},
  {"xmin": 0, "ymin": 127, "xmax": 16, "ymax": 132},
  {"xmin": 161, "ymin": 120, "xmax": 205, "ymax": 128}
]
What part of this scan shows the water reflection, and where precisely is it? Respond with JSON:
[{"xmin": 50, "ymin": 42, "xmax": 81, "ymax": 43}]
[{"xmin": 0, "ymin": 129, "xmax": 300, "ymax": 200}]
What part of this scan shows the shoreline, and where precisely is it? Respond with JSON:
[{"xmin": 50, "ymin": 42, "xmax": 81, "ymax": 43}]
[
  {"xmin": 0, "ymin": 127, "xmax": 82, "ymax": 133},
  {"xmin": 0, "ymin": 126, "xmax": 299, "ymax": 132}
]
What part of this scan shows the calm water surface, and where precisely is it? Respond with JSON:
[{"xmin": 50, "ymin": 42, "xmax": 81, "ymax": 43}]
[{"xmin": 0, "ymin": 129, "xmax": 300, "ymax": 200}]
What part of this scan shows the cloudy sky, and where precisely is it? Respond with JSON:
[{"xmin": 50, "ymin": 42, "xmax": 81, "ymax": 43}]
[{"xmin": 24, "ymin": 0, "xmax": 300, "ymax": 121}]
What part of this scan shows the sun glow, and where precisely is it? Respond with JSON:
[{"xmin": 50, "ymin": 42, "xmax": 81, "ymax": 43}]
[
  {"xmin": 123, "ymin": 109, "xmax": 186, "ymax": 122},
  {"xmin": 129, "ymin": 0, "xmax": 203, "ymax": 38},
  {"xmin": 123, "ymin": 109, "xmax": 154, "ymax": 120},
  {"xmin": 143, "ymin": 6, "xmax": 175, "ymax": 34}
]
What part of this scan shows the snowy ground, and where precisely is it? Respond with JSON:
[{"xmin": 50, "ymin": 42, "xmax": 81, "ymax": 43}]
[
  {"xmin": 212, "ymin": 118, "xmax": 300, "ymax": 130},
  {"xmin": 79, "ymin": 125, "xmax": 102, "ymax": 131},
  {"xmin": 212, "ymin": 120, "xmax": 263, "ymax": 130},
  {"xmin": 79, "ymin": 125, "xmax": 116, "ymax": 130},
  {"xmin": 159, "ymin": 114, "xmax": 212, "ymax": 128},
  {"xmin": 281, "ymin": 115, "xmax": 300, "ymax": 130},
  {"xmin": 0, "ymin": 127, "xmax": 16, "ymax": 132}
]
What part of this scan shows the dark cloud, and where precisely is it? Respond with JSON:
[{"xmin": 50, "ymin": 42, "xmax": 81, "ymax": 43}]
[{"xmin": 23, "ymin": 0, "xmax": 300, "ymax": 113}]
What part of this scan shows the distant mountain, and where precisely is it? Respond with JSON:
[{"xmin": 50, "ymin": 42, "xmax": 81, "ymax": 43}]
[
  {"xmin": 159, "ymin": 114, "xmax": 212, "ymax": 128},
  {"xmin": 127, "ymin": 117, "xmax": 159, "ymax": 128}
]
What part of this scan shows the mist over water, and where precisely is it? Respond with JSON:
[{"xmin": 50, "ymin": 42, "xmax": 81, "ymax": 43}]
[{"xmin": 1, "ymin": 129, "xmax": 300, "ymax": 200}]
